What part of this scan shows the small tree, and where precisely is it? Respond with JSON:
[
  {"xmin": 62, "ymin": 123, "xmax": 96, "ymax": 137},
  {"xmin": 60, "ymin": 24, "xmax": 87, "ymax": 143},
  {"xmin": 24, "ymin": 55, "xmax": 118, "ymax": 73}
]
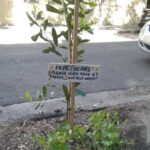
[{"xmin": 27, "ymin": 0, "xmax": 96, "ymax": 125}]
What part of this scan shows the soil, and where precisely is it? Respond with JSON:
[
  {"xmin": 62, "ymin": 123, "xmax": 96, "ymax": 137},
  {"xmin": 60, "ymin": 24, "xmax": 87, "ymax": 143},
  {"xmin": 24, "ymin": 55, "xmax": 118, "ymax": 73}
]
[
  {"xmin": 0, "ymin": 112, "xmax": 92, "ymax": 150},
  {"xmin": 0, "ymin": 104, "xmax": 148, "ymax": 150}
]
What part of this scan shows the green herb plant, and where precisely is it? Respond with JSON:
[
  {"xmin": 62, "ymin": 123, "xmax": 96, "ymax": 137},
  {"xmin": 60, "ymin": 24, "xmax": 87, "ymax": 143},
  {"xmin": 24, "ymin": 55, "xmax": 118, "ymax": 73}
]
[
  {"xmin": 33, "ymin": 111, "xmax": 133, "ymax": 150},
  {"xmin": 26, "ymin": 0, "xmax": 97, "ymax": 123},
  {"xmin": 21, "ymin": 84, "xmax": 47, "ymax": 109}
]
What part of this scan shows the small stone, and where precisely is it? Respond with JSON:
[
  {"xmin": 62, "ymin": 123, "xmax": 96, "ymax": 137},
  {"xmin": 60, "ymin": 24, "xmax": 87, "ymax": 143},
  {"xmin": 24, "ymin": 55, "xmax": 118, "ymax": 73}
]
[{"xmin": 93, "ymin": 104, "xmax": 98, "ymax": 108}]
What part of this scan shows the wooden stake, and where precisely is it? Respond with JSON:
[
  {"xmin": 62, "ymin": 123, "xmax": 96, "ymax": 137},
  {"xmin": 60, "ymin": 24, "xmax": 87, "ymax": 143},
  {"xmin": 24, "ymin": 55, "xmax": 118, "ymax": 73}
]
[
  {"xmin": 69, "ymin": 0, "xmax": 80, "ymax": 125},
  {"xmin": 67, "ymin": 30, "xmax": 72, "ymax": 123}
]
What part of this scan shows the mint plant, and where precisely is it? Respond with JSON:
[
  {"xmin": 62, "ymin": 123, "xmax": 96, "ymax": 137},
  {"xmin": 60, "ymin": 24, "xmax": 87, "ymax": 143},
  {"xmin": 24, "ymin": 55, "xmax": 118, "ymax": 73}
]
[{"xmin": 33, "ymin": 111, "xmax": 133, "ymax": 150}]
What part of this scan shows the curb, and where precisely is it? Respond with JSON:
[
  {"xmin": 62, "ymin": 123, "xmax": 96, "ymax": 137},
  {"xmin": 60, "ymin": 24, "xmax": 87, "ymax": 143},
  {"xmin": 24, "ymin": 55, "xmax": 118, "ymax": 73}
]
[{"xmin": 0, "ymin": 87, "xmax": 150, "ymax": 127}]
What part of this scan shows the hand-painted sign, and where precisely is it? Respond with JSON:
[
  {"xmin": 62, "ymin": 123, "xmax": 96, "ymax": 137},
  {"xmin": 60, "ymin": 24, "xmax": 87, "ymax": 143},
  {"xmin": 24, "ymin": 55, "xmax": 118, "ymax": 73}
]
[{"xmin": 48, "ymin": 63, "xmax": 100, "ymax": 82}]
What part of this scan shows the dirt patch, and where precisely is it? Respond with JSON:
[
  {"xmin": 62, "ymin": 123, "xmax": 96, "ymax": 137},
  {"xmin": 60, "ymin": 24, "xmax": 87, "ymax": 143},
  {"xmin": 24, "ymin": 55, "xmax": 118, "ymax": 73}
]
[
  {"xmin": 0, "ymin": 112, "xmax": 91, "ymax": 150},
  {"xmin": 0, "ymin": 103, "xmax": 149, "ymax": 150}
]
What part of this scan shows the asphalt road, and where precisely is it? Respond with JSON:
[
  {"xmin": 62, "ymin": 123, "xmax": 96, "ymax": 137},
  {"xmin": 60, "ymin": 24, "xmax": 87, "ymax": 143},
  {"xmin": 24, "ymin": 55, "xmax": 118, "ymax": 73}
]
[{"xmin": 1, "ymin": 41, "xmax": 150, "ymax": 106}]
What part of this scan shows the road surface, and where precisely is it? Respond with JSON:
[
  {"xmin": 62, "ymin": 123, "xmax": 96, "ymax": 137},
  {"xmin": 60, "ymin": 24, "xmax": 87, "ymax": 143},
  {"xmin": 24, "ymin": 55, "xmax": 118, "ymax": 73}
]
[{"xmin": 0, "ymin": 41, "xmax": 150, "ymax": 106}]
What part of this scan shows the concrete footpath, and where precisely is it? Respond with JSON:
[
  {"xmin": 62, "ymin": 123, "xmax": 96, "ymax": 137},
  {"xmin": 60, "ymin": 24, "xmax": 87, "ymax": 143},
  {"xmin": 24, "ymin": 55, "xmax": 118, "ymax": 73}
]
[{"xmin": 0, "ymin": 24, "xmax": 139, "ymax": 44}]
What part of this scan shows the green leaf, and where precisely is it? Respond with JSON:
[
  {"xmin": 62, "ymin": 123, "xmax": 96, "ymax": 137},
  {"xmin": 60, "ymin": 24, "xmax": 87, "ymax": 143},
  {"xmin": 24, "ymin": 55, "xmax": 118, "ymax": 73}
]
[
  {"xmin": 26, "ymin": 12, "xmax": 39, "ymax": 26},
  {"xmin": 30, "ymin": 22, "xmax": 34, "ymax": 26},
  {"xmin": 77, "ymin": 56, "xmax": 84, "ymax": 62},
  {"xmin": 60, "ymin": 31, "xmax": 68, "ymax": 40},
  {"xmin": 25, "ymin": 91, "xmax": 32, "ymax": 101},
  {"xmin": 34, "ymin": 102, "xmax": 41, "ymax": 110},
  {"xmin": 32, "ymin": 135, "xmax": 46, "ymax": 146},
  {"xmin": 52, "ymin": 0, "xmax": 62, "ymax": 5},
  {"xmin": 31, "ymin": 32, "xmax": 40, "ymax": 41},
  {"xmin": 42, "ymin": 47, "xmax": 56, "ymax": 53},
  {"xmin": 82, "ymin": 1, "xmax": 97, "ymax": 7},
  {"xmin": 86, "ymin": 28, "xmax": 93, "ymax": 34},
  {"xmin": 37, "ymin": 90, "xmax": 42, "ymax": 100},
  {"xmin": 36, "ymin": 11, "xmax": 43, "ymax": 20},
  {"xmin": 77, "ymin": 58, "xmax": 84, "ymax": 63},
  {"xmin": 89, "ymin": 1, "xmax": 97, "ymax": 7},
  {"xmin": 79, "ymin": 25, "xmax": 94, "ymax": 34},
  {"xmin": 43, "ymin": 20, "xmax": 48, "ymax": 30},
  {"xmin": 79, "ymin": 10, "xmax": 85, "ymax": 18},
  {"xmin": 43, "ymin": 47, "xmax": 62, "ymax": 57},
  {"xmin": 85, "ymin": 9, "xmax": 93, "ymax": 15},
  {"xmin": 43, "ymin": 19, "xmax": 48, "ymax": 30},
  {"xmin": 68, "ymin": 0, "xmax": 74, "ymax": 5},
  {"xmin": 43, "ymin": 19, "xmax": 53, "ymax": 30},
  {"xmin": 77, "ymin": 49, "xmax": 85, "ymax": 56},
  {"xmin": 62, "ymin": 85, "xmax": 70, "ymax": 101},
  {"xmin": 59, "ymin": 46, "xmax": 68, "ymax": 49},
  {"xmin": 52, "ymin": 50, "xmax": 62, "ymax": 56},
  {"xmin": 79, "ymin": 18, "xmax": 85, "ymax": 27},
  {"xmin": 52, "ymin": 27, "xmax": 58, "ymax": 46},
  {"xmin": 63, "ymin": 57, "xmax": 68, "ymax": 63},
  {"xmin": 78, "ymin": 39, "xmax": 90, "ymax": 44},
  {"xmin": 42, "ymin": 85, "xmax": 47, "ymax": 98},
  {"xmin": 66, "ymin": 14, "xmax": 72, "ymax": 30},
  {"xmin": 46, "ymin": 4, "xmax": 63, "ymax": 14}
]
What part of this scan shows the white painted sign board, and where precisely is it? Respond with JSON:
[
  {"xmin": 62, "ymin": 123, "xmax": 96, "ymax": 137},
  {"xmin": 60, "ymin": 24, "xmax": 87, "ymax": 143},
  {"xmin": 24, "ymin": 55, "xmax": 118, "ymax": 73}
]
[{"xmin": 48, "ymin": 63, "xmax": 100, "ymax": 82}]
